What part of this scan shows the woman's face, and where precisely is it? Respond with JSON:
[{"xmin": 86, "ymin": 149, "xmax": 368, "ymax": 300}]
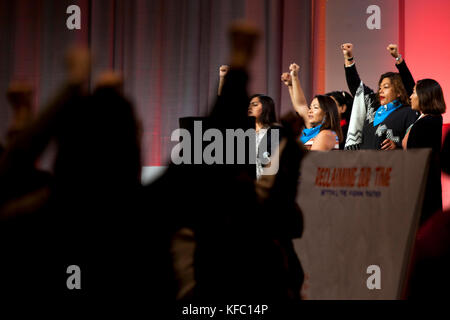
[
  {"xmin": 410, "ymin": 85, "xmax": 420, "ymax": 112},
  {"xmin": 378, "ymin": 77, "xmax": 398, "ymax": 105},
  {"xmin": 248, "ymin": 97, "xmax": 263, "ymax": 119},
  {"xmin": 308, "ymin": 98, "xmax": 326, "ymax": 126}
]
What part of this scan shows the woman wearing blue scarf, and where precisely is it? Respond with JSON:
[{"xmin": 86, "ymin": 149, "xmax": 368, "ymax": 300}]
[
  {"xmin": 341, "ymin": 43, "xmax": 418, "ymax": 150},
  {"xmin": 281, "ymin": 63, "xmax": 342, "ymax": 151}
]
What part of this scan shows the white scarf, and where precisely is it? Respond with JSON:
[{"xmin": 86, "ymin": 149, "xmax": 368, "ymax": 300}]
[{"xmin": 345, "ymin": 81, "xmax": 365, "ymax": 150}]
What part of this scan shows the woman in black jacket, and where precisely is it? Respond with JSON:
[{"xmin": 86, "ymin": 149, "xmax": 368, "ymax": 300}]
[
  {"xmin": 402, "ymin": 79, "xmax": 446, "ymax": 224},
  {"xmin": 341, "ymin": 43, "xmax": 418, "ymax": 150},
  {"xmin": 392, "ymin": 45, "xmax": 449, "ymax": 299},
  {"xmin": 387, "ymin": 44, "xmax": 447, "ymax": 224}
]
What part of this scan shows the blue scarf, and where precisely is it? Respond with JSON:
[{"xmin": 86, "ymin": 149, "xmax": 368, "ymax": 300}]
[
  {"xmin": 300, "ymin": 124, "xmax": 322, "ymax": 144},
  {"xmin": 373, "ymin": 100, "xmax": 402, "ymax": 126}
]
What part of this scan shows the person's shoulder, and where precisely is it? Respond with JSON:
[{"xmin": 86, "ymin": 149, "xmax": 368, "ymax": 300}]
[
  {"xmin": 269, "ymin": 122, "xmax": 283, "ymax": 130},
  {"xmin": 396, "ymin": 105, "xmax": 418, "ymax": 119},
  {"xmin": 414, "ymin": 114, "xmax": 443, "ymax": 128},
  {"xmin": 268, "ymin": 122, "xmax": 286, "ymax": 136},
  {"xmin": 423, "ymin": 114, "xmax": 443, "ymax": 123},
  {"xmin": 311, "ymin": 130, "xmax": 338, "ymax": 150},
  {"xmin": 317, "ymin": 129, "xmax": 336, "ymax": 139},
  {"xmin": 397, "ymin": 105, "xmax": 416, "ymax": 114}
]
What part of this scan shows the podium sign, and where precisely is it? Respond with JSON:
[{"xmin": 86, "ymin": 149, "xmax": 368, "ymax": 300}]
[{"xmin": 294, "ymin": 149, "xmax": 430, "ymax": 299}]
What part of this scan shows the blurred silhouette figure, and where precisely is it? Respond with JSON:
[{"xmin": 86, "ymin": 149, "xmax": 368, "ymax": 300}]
[
  {"xmin": 142, "ymin": 23, "xmax": 305, "ymax": 315},
  {"xmin": 0, "ymin": 48, "xmax": 145, "ymax": 299},
  {"xmin": 0, "ymin": 25, "xmax": 306, "ymax": 316},
  {"xmin": 5, "ymin": 81, "xmax": 34, "ymax": 145},
  {"xmin": 0, "ymin": 80, "xmax": 52, "ymax": 220}
]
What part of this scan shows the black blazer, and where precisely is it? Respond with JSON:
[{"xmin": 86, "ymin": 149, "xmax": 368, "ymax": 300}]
[
  {"xmin": 442, "ymin": 129, "xmax": 450, "ymax": 175},
  {"xmin": 407, "ymin": 114, "xmax": 443, "ymax": 224}
]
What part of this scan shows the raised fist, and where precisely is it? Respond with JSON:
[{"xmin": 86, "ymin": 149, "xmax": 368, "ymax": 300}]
[
  {"xmin": 219, "ymin": 65, "xmax": 230, "ymax": 78},
  {"xmin": 229, "ymin": 21, "xmax": 260, "ymax": 68},
  {"xmin": 95, "ymin": 70, "xmax": 123, "ymax": 91},
  {"xmin": 387, "ymin": 44, "xmax": 399, "ymax": 58},
  {"xmin": 289, "ymin": 63, "xmax": 300, "ymax": 78},
  {"xmin": 341, "ymin": 43, "xmax": 353, "ymax": 58},
  {"xmin": 65, "ymin": 46, "xmax": 91, "ymax": 84},
  {"xmin": 281, "ymin": 72, "xmax": 292, "ymax": 86},
  {"xmin": 6, "ymin": 81, "xmax": 33, "ymax": 107}
]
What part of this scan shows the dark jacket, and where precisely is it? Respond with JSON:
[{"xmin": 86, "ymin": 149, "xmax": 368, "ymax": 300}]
[
  {"xmin": 344, "ymin": 62, "xmax": 418, "ymax": 150},
  {"xmin": 407, "ymin": 115, "xmax": 443, "ymax": 225}
]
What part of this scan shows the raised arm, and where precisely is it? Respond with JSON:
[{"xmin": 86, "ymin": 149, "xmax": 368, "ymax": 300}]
[
  {"xmin": 217, "ymin": 65, "xmax": 229, "ymax": 96},
  {"xmin": 341, "ymin": 43, "xmax": 373, "ymax": 97},
  {"xmin": 280, "ymin": 72, "xmax": 309, "ymax": 127},
  {"xmin": 288, "ymin": 63, "xmax": 311, "ymax": 128},
  {"xmin": 387, "ymin": 44, "xmax": 415, "ymax": 96},
  {"xmin": 342, "ymin": 43, "xmax": 361, "ymax": 96},
  {"xmin": 209, "ymin": 22, "xmax": 260, "ymax": 126},
  {"xmin": 0, "ymin": 48, "xmax": 90, "ymax": 178}
]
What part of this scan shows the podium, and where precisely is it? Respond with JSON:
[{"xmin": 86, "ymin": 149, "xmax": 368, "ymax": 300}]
[{"xmin": 294, "ymin": 149, "xmax": 431, "ymax": 299}]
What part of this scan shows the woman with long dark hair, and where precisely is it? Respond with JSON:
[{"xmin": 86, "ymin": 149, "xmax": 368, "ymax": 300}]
[
  {"xmin": 248, "ymin": 94, "xmax": 277, "ymax": 130},
  {"xmin": 281, "ymin": 63, "xmax": 343, "ymax": 151},
  {"xmin": 248, "ymin": 93, "xmax": 281, "ymax": 179},
  {"xmin": 218, "ymin": 67, "xmax": 281, "ymax": 179}
]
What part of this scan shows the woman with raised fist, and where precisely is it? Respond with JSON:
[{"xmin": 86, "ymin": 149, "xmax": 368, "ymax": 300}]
[
  {"xmin": 281, "ymin": 63, "xmax": 342, "ymax": 151},
  {"xmin": 385, "ymin": 43, "xmax": 445, "ymax": 224},
  {"xmin": 219, "ymin": 64, "xmax": 281, "ymax": 179},
  {"xmin": 341, "ymin": 43, "xmax": 418, "ymax": 150}
]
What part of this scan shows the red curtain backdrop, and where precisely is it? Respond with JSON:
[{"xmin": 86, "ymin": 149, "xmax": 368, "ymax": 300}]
[
  {"xmin": 0, "ymin": 0, "xmax": 313, "ymax": 167},
  {"xmin": 404, "ymin": 0, "xmax": 450, "ymax": 124}
]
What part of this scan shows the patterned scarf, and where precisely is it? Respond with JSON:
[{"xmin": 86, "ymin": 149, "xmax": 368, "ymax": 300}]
[{"xmin": 345, "ymin": 81, "xmax": 365, "ymax": 150}]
